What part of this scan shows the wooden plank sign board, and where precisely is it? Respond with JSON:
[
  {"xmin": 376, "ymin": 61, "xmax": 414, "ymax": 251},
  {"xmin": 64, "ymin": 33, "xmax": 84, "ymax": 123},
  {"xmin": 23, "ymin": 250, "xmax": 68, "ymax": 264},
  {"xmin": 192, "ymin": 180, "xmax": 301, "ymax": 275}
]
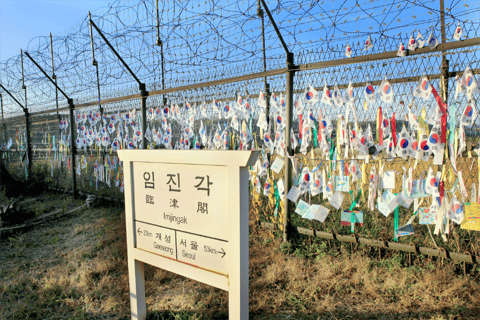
[{"xmin": 118, "ymin": 150, "xmax": 259, "ymax": 320}]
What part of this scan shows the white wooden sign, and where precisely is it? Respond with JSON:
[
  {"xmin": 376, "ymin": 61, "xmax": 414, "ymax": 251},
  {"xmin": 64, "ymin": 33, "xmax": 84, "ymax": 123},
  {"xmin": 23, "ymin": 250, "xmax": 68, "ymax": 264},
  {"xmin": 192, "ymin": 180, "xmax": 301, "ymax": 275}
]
[{"xmin": 118, "ymin": 150, "xmax": 259, "ymax": 320}]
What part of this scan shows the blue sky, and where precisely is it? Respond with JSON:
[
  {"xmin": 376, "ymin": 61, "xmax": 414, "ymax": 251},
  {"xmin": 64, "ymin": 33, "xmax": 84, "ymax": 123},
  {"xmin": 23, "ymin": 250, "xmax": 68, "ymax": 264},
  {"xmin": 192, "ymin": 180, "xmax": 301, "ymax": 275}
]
[{"xmin": 0, "ymin": 0, "xmax": 112, "ymax": 61}]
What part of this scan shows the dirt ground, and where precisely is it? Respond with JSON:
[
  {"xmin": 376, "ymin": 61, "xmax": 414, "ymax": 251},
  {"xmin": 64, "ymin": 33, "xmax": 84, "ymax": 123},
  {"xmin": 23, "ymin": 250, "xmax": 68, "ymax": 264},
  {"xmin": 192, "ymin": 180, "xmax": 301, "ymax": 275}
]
[{"xmin": 1, "ymin": 194, "xmax": 479, "ymax": 319}]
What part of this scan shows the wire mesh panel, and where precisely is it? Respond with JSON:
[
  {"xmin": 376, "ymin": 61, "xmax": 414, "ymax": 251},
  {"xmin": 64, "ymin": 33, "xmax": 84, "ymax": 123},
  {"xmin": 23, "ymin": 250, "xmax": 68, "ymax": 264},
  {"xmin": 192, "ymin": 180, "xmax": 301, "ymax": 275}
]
[{"xmin": 0, "ymin": 0, "xmax": 479, "ymax": 259}]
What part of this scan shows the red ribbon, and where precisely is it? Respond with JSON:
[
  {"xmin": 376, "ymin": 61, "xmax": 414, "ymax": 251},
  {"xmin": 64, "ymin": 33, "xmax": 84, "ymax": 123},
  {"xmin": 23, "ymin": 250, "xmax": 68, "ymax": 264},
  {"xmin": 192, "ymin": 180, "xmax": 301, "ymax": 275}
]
[
  {"xmin": 318, "ymin": 111, "xmax": 322, "ymax": 143},
  {"xmin": 431, "ymin": 86, "xmax": 447, "ymax": 144},
  {"xmin": 378, "ymin": 107, "xmax": 383, "ymax": 146},
  {"xmin": 439, "ymin": 180, "xmax": 444, "ymax": 205},
  {"xmin": 391, "ymin": 112, "xmax": 397, "ymax": 147}
]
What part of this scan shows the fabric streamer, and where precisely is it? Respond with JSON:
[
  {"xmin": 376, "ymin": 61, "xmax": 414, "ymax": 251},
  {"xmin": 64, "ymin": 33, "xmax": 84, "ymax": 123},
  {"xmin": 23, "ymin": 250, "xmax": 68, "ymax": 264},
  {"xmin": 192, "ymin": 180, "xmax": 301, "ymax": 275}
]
[
  {"xmin": 431, "ymin": 85, "xmax": 447, "ymax": 144},
  {"xmin": 394, "ymin": 205, "xmax": 399, "ymax": 241},
  {"xmin": 298, "ymin": 115, "xmax": 303, "ymax": 140},
  {"xmin": 274, "ymin": 181, "xmax": 280, "ymax": 217},
  {"xmin": 348, "ymin": 190, "xmax": 361, "ymax": 233},
  {"xmin": 391, "ymin": 113, "xmax": 397, "ymax": 147},
  {"xmin": 378, "ymin": 107, "xmax": 383, "ymax": 145}
]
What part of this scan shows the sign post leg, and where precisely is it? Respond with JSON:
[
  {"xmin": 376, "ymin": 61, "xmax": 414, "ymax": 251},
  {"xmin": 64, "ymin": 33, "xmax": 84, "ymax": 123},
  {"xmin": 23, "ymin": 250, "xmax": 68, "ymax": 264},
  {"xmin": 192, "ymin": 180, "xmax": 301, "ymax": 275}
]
[
  {"xmin": 228, "ymin": 166, "xmax": 249, "ymax": 319},
  {"xmin": 129, "ymin": 259, "xmax": 146, "ymax": 320}
]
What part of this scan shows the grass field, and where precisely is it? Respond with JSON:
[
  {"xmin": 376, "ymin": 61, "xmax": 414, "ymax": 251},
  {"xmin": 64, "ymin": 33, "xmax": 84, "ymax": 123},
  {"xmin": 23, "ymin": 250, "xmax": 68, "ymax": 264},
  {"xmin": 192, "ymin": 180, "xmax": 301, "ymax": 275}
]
[{"xmin": 1, "ymin": 193, "xmax": 480, "ymax": 319}]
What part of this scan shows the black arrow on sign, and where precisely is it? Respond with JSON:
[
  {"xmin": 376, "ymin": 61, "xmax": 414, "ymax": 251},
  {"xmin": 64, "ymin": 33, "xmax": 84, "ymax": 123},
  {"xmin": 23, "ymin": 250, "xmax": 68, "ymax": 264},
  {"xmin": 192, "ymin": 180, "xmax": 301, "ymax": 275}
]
[
  {"xmin": 218, "ymin": 248, "xmax": 226, "ymax": 258},
  {"xmin": 137, "ymin": 228, "xmax": 142, "ymax": 236}
]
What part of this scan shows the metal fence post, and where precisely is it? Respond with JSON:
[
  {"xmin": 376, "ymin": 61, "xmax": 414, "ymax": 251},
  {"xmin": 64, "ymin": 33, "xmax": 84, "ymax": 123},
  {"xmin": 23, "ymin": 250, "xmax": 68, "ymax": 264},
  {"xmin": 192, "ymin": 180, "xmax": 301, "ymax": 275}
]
[
  {"xmin": 440, "ymin": 0, "xmax": 449, "ymax": 103},
  {"xmin": 284, "ymin": 52, "xmax": 295, "ymax": 242},
  {"xmin": 141, "ymin": 83, "xmax": 148, "ymax": 150},
  {"xmin": 68, "ymin": 99, "xmax": 76, "ymax": 198},
  {"xmin": 24, "ymin": 109, "xmax": 32, "ymax": 178}
]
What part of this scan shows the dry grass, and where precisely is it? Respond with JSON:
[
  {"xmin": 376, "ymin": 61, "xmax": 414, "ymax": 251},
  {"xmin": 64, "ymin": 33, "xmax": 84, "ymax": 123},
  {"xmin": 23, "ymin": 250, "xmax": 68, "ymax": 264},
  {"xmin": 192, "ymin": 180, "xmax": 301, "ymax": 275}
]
[
  {"xmin": 248, "ymin": 226, "xmax": 480, "ymax": 319},
  {"xmin": 1, "ymin": 195, "xmax": 479, "ymax": 319}
]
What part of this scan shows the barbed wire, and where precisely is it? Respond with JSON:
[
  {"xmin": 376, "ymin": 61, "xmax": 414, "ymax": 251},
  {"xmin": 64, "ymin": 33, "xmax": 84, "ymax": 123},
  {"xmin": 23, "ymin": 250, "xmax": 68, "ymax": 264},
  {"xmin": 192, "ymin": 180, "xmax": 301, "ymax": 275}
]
[{"xmin": 0, "ymin": 0, "xmax": 478, "ymax": 117}]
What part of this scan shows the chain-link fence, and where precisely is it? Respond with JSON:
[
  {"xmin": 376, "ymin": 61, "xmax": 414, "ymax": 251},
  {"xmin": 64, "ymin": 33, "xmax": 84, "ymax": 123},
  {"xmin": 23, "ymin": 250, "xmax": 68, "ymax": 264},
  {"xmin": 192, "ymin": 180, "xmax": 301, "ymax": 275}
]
[{"xmin": 1, "ymin": 0, "xmax": 480, "ymax": 264}]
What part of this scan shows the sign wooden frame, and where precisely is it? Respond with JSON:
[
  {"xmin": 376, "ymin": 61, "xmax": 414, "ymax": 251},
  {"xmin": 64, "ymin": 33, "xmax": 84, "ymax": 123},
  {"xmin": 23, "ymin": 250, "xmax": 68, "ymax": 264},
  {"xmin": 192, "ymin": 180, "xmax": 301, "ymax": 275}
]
[{"xmin": 118, "ymin": 150, "xmax": 258, "ymax": 320}]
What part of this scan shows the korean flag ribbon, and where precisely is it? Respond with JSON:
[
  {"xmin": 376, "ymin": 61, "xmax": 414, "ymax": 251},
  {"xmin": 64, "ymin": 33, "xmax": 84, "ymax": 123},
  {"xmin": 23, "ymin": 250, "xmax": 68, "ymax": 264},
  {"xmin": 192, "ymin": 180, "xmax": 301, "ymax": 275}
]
[
  {"xmin": 333, "ymin": 82, "xmax": 344, "ymax": 107},
  {"xmin": 416, "ymin": 31, "xmax": 426, "ymax": 48},
  {"xmin": 410, "ymin": 133, "xmax": 419, "ymax": 159},
  {"xmin": 344, "ymin": 80, "xmax": 355, "ymax": 106},
  {"xmin": 300, "ymin": 167, "xmax": 312, "ymax": 194},
  {"xmin": 427, "ymin": 31, "xmax": 439, "ymax": 49},
  {"xmin": 364, "ymin": 35, "xmax": 374, "ymax": 51},
  {"xmin": 321, "ymin": 82, "xmax": 334, "ymax": 106},
  {"xmin": 460, "ymin": 100, "xmax": 478, "ymax": 127},
  {"xmin": 408, "ymin": 34, "xmax": 418, "ymax": 51},
  {"xmin": 304, "ymin": 84, "xmax": 319, "ymax": 105},
  {"xmin": 453, "ymin": 22, "xmax": 463, "ymax": 41},
  {"xmin": 345, "ymin": 43, "xmax": 353, "ymax": 58},
  {"xmin": 396, "ymin": 42, "xmax": 406, "ymax": 57},
  {"xmin": 378, "ymin": 76, "xmax": 394, "ymax": 103},
  {"xmin": 257, "ymin": 90, "xmax": 266, "ymax": 108},
  {"xmin": 427, "ymin": 126, "xmax": 443, "ymax": 155},
  {"xmin": 413, "ymin": 76, "xmax": 432, "ymax": 100},
  {"xmin": 395, "ymin": 126, "xmax": 412, "ymax": 159},
  {"xmin": 311, "ymin": 171, "xmax": 322, "ymax": 196},
  {"xmin": 364, "ymin": 81, "xmax": 376, "ymax": 104},
  {"xmin": 417, "ymin": 129, "xmax": 431, "ymax": 162},
  {"xmin": 449, "ymin": 196, "xmax": 465, "ymax": 224},
  {"xmin": 306, "ymin": 109, "xmax": 316, "ymax": 128},
  {"xmin": 263, "ymin": 131, "xmax": 273, "ymax": 150},
  {"xmin": 256, "ymin": 111, "xmax": 268, "ymax": 131},
  {"xmin": 425, "ymin": 167, "xmax": 439, "ymax": 197},
  {"xmin": 462, "ymin": 65, "xmax": 480, "ymax": 99}
]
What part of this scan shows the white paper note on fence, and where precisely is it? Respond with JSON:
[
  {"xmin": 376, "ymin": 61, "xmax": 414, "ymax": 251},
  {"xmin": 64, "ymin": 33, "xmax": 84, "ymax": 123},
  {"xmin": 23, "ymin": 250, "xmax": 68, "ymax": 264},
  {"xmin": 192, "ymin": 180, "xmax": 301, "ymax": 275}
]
[
  {"xmin": 330, "ymin": 191, "xmax": 345, "ymax": 209},
  {"xmin": 396, "ymin": 192, "xmax": 414, "ymax": 209},
  {"xmin": 286, "ymin": 186, "xmax": 301, "ymax": 203},
  {"xmin": 270, "ymin": 157, "xmax": 285, "ymax": 174},
  {"xmin": 304, "ymin": 204, "xmax": 329, "ymax": 222},
  {"xmin": 433, "ymin": 149, "xmax": 444, "ymax": 165},
  {"xmin": 295, "ymin": 199, "xmax": 310, "ymax": 216},
  {"xmin": 383, "ymin": 171, "xmax": 395, "ymax": 189}
]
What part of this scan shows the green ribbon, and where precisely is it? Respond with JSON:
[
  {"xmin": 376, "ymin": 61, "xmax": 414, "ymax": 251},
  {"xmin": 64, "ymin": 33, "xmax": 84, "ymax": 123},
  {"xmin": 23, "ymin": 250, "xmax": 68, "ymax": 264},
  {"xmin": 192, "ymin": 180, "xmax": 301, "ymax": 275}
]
[
  {"xmin": 313, "ymin": 119, "xmax": 318, "ymax": 148},
  {"xmin": 394, "ymin": 205, "xmax": 399, "ymax": 242},
  {"xmin": 449, "ymin": 104, "xmax": 456, "ymax": 144},
  {"xmin": 329, "ymin": 145, "xmax": 335, "ymax": 177},
  {"xmin": 351, "ymin": 211, "xmax": 356, "ymax": 234},
  {"xmin": 348, "ymin": 190, "xmax": 361, "ymax": 233},
  {"xmin": 273, "ymin": 181, "xmax": 280, "ymax": 217}
]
